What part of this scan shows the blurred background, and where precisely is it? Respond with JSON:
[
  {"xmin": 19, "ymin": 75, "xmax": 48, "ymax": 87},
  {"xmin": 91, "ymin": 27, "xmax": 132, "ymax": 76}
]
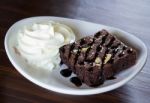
[{"xmin": 1, "ymin": 0, "xmax": 150, "ymax": 50}]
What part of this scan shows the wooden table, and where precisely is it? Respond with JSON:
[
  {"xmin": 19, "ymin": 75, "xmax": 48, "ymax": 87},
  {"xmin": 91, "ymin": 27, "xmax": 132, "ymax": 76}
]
[{"xmin": 0, "ymin": 0, "xmax": 150, "ymax": 103}]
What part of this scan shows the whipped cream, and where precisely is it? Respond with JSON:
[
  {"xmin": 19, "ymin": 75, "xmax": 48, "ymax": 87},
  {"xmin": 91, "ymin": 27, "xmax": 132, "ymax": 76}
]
[{"xmin": 17, "ymin": 21, "xmax": 75, "ymax": 71}]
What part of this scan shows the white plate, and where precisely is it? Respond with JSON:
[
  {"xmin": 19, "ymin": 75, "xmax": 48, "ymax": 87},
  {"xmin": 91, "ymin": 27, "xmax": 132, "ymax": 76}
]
[{"xmin": 4, "ymin": 16, "xmax": 147, "ymax": 95}]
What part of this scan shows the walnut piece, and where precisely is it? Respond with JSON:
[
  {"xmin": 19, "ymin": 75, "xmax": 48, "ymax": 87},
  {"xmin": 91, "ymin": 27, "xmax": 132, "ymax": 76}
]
[
  {"xmin": 81, "ymin": 47, "xmax": 89, "ymax": 52},
  {"xmin": 104, "ymin": 54, "xmax": 112, "ymax": 64},
  {"xmin": 95, "ymin": 57, "xmax": 101, "ymax": 64}
]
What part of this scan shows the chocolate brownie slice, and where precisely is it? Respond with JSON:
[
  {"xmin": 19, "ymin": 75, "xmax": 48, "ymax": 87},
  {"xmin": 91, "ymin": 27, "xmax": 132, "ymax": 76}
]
[{"xmin": 59, "ymin": 29, "xmax": 136, "ymax": 87}]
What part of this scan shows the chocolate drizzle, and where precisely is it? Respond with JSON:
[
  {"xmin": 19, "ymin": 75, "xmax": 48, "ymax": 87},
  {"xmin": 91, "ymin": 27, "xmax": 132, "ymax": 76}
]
[
  {"xmin": 70, "ymin": 77, "xmax": 82, "ymax": 87},
  {"xmin": 60, "ymin": 69, "xmax": 72, "ymax": 77}
]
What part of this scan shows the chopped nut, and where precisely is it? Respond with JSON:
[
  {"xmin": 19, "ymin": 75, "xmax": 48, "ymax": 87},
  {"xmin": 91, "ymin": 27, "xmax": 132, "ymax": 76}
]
[
  {"xmin": 100, "ymin": 47, "xmax": 104, "ymax": 52},
  {"xmin": 84, "ymin": 61, "xmax": 88, "ymax": 65},
  {"xmin": 95, "ymin": 64, "xmax": 101, "ymax": 66},
  {"xmin": 89, "ymin": 38, "xmax": 93, "ymax": 42},
  {"xmin": 91, "ymin": 45, "xmax": 94, "ymax": 48},
  {"xmin": 95, "ymin": 57, "xmax": 101, "ymax": 64},
  {"xmin": 73, "ymin": 49, "xmax": 78, "ymax": 53},
  {"xmin": 93, "ymin": 63, "xmax": 101, "ymax": 69},
  {"xmin": 92, "ymin": 52, "xmax": 95, "ymax": 54},
  {"xmin": 130, "ymin": 48, "xmax": 133, "ymax": 51},
  {"xmin": 127, "ymin": 48, "xmax": 133, "ymax": 54},
  {"xmin": 92, "ymin": 63, "xmax": 96, "ymax": 66},
  {"xmin": 104, "ymin": 54, "xmax": 112, "ymax": 64},
  {"xmin": 122, "ymin": 52, "xmax": 125, "ymax": 54},
  {"xmin": 81, "ymin": 47, "xmax": 89, "ymax": 52}
]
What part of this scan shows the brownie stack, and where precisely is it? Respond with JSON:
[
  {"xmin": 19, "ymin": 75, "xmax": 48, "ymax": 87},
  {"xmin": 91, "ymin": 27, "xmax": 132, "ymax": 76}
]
[{"xmin": 59, "ymin": 29, "xmax": 136, "ymax": 87}]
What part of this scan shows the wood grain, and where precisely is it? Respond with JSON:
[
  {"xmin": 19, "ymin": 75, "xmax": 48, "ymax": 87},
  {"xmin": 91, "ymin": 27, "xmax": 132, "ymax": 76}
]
[{"xmin": 0, "ymin": 0, "xmax": 150, "ymax": 103}]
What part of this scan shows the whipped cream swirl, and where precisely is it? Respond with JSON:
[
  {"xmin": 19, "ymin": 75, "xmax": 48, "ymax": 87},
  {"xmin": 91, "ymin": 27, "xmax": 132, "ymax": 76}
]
[{"xmin": 17, "ymin": 21, "xmax": 75, "ymax": 71}]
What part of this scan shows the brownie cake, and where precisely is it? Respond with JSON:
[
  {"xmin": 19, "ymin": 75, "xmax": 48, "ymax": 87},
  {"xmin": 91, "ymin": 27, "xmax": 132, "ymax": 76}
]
[{"xmin": 59, "ymin": 29, "xmax": 136, "ymax": 87}]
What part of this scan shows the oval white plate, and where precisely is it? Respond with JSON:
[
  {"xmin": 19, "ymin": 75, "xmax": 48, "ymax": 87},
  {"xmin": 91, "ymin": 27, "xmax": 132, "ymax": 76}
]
[{"xmin": 5, "ymin": 16, "xmax": 147, "ymax": 95}]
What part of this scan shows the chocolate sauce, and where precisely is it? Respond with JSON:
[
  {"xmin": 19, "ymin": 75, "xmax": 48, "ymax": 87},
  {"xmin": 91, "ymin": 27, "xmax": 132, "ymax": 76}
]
[
  {"xmin": 70, "ymin": 77, "xmax": 82, "ymax": 87},
  {"xmin": 107, "ymin": 76, "xmax": 116, "ymax": 80},
  {"xmin": 59, "ymin": 60, "xmax": 64, "ymax": 66},
  {"xmin": 99, "ymin": 73, "xmax": 105, "ymax": 84},
  {"xmin": 60, "ymin": 69, "xmax": 72, "ymax": 77}
]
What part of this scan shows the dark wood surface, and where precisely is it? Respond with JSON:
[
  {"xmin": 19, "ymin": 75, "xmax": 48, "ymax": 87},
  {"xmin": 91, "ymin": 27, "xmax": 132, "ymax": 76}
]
[{"xmin": 0, "ymin": 0, "xmax": 150, "ymax": 103}]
